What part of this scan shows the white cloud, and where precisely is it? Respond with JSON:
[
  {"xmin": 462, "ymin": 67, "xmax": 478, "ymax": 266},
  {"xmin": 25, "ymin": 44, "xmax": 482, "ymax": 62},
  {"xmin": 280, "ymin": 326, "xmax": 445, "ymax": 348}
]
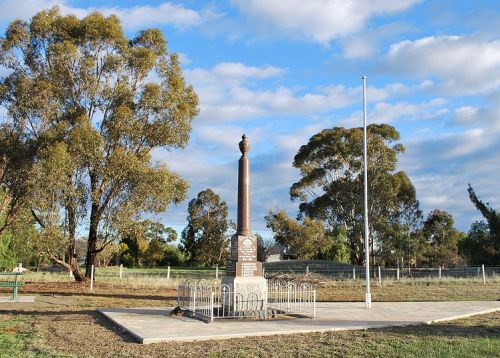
[
  {"xmin": 0, "ymin": 1, "xmax": 210, "ymax": 30},
  {"xmin": 0, "ymin": 0, "xmax": 59, "ymax": 24},
  {"xmin": 90, "ymin": 3, "xmax": 204, "ymax": 30},
  {"xmin": 340, "ymin": 22, "xmax": 416, "ymax": 59},
  {"xmin": 454, "ymin": 106, "xmax": 479, "ymax": 125},
  {"xmin": 212, "ymin": 62, "xmax": 283, "ymax": 79},
  {"xmin": 186, "ymin": 62, "xmax": 411, "ymax": 123},
  {"xmin": 384, "ymin": 35, "xmax": 500, "ymax": 95},
  {"xmin": 398, "ymin": 121, "xmax": 500, "ymax": 230},
  {"xmin": 177, "ymin": 52, "xmax": 192, "ymax": 66},
  {"xmin": 449, "ymin": 97, "xmax": 500, "ymax": 129},
  {"xmin": 233, "ymin": 0, "xmax": 420, "ymax": 44},
  {"xmin": 337, "ymin": 97, "xmax": 449, "ymax": 128}
]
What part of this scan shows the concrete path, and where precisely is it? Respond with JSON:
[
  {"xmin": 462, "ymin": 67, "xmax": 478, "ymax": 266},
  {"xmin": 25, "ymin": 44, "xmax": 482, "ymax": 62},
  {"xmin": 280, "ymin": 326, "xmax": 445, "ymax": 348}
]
[
  {"xmin": 0, "ymin": 295, "xmax": 35, "ymax": 303},
  {"xmin": 98, "ymin": 301, "xmax": 500, "ymax": 344}
]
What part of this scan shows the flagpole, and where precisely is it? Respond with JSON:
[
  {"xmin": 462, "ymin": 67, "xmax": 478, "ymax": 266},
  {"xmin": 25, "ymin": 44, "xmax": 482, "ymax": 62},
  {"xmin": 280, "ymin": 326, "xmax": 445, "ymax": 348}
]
[{"xmin": 362, "ymin": 75, "xmax": 372, "ymax": 309}]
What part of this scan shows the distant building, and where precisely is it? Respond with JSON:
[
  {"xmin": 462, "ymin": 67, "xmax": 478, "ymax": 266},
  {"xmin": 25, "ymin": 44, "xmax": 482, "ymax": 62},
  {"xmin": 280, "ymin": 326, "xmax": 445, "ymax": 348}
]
[{"xmin": 265, "ymin": 244, "xmax": 297, "ymax": 262}]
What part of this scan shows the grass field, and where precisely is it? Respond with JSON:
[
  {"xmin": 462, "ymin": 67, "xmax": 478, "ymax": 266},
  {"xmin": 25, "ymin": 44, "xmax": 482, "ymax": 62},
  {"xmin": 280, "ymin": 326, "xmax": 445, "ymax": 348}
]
[{"xmin": 0, "ymin": 273, "xmax": 498, "ymax": 357}]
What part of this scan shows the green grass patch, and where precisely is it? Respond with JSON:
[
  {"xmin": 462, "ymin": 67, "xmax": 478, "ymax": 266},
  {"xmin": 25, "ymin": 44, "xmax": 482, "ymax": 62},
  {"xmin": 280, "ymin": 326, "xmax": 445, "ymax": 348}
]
[{"xmin": 0, "ymin": 314, "xmax": 65, "ymax": 357}]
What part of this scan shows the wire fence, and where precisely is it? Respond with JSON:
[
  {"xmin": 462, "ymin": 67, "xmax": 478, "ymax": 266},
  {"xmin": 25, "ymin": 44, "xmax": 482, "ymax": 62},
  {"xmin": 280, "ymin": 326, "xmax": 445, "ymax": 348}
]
[
  {"xmin": 264, "ymin": 264, "xmax": 500, "ymax": 281},
  {"xmin": 91, "ymin": 263, "xmax": 500, "ymax": 282},
  {"xmin": 95, "ymin": 265, "xmax": 221, "ymax": 280}
]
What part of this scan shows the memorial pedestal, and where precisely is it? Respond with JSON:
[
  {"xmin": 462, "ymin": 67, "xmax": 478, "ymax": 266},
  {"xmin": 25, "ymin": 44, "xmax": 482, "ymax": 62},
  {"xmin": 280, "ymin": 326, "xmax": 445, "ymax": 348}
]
[
  {"xmin": 221, "ymin": 276, "xmax": 267, "ymax": 315},
  {"xmin": 222, "ymin": 234, "xmax": 267, "ymax": 316}
]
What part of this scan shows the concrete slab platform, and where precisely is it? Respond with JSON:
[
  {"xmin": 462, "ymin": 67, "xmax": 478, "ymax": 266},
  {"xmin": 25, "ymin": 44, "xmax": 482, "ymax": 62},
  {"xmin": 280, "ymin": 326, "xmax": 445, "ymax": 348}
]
[
  {"xmin": 0, "ymin": 295, "xmax": 36, "ymax": 303},
  {"xmin": 98, "ymin": 301, "xmax": 500, "ymax": 344}
]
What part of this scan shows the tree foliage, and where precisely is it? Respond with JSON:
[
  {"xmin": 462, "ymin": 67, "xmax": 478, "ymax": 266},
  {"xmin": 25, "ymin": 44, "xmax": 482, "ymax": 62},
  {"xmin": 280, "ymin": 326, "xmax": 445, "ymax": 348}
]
[
  {"xmin": 0, "ymin": 7, "xmax": 198, "ymax": 278},
  {"xmin": 466, "ymin": 184, "xmax": 500, "ymax": 263},
  {"xmin": 422, "ymin": 209, "xmax": 464, "ymax": 267},
  {"xmin": 290, "ymin": 124, "xmax": 420, "ymax": 264},
  {"xmin": 265, "ymin": 209, "xmax": 328, "ymax": 259},
  {"xmin": 0, "ymin": 127, "xmax": 34, "ymax": 237},
  {"xmin": 181, "ymin": 189, "xmax": 229, "ymax": 266},
  {"xmin": 459, "ymin": 221, "xmax": 495, "ymax": 265},
  {"xmin": 320, "ymin": 227, "xmax": 351, "ymax": 263},
  {"xmin": 119, "ymin": 219, "xmax": 180, "ymax": 267},
  {"xmin": 0, "ymin": 205, "xmax": 37, "ymax": 270}
]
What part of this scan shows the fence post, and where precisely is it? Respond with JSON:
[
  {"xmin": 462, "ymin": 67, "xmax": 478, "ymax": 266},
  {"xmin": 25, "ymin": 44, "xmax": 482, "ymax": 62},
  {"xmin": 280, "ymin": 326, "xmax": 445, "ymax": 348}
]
[
  {"xmin": 90, "ymin": 264, "xmax": 94, "ymax": 291},
  {"xmin": 119, "ymin": 264, "xmax": 123, "ymax": 279},
  {"xmin": 396, "ymin": 266, "xmax": 400, "ymax": 280},
  {"xmin": 378, "ymin": 266, "xmax": 382, "ymax": 287},
  {"xmin": 438, "ymin": 266, "xmax": 441, "ymax": 279},
  {"xmin": 210, "ymin": 292, "xmax": 215, "ymax": 322},
  {"xmin": 313, "ymin": 290, "xmax": 316, "ymax": 318},
  {"xmin": 215, "ymin": 264, "xmax": 219, "ymax": 279},
  {"xmin": 167, "ymin": 266, "xmax": 171, "ymax": 280},
  {"xmin": 306, "ymin": 265, "xmax": 309, "ymax": 275},
  {"xmin": 353, "ymin": 267, "xmax": 356, "ymax": 281},
  {"xmin": 482, "ymin": 264, "xmax": 486, "ymax": 285},
  {"xmin": 193, "ymin": 288, "xmax": 196, "ymax": 316}
]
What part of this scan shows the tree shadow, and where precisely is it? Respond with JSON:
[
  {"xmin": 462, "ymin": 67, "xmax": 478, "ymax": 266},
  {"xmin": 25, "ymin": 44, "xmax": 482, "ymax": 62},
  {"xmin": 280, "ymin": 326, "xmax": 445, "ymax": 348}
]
[
  {"xmin": 0, "ymin": 308, "xmax": 142, "ymax": 343},
  {"xmin": 381, "ymin": 321, "xmax": 500, "ymax": 339},
  {"xmin": 20, "ymin": 290, "xmax": 176, "ymax": 301}
]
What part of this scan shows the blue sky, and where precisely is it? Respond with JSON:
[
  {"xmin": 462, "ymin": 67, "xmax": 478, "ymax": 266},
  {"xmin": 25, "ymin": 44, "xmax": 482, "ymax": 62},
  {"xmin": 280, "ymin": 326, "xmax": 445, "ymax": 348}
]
[{"xmin": 1, "ymin": 0, "xmax": 499, "ymax": 237}]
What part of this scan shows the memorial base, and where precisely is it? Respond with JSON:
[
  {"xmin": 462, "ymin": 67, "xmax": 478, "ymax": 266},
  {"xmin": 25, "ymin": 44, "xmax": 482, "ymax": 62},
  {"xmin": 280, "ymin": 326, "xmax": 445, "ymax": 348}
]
[{"xmin": 220, "ymin": 276, "xmax": 267, "ymax": 317}]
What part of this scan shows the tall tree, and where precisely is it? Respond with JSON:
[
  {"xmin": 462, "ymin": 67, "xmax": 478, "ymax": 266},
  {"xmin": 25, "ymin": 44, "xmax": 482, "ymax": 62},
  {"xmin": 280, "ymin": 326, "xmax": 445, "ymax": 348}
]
[
  {"xmin": 467, "ymin": 184, "xmax": 500, "ymax": 263},
  {"xmin": 459, "ymin": 221, "xmax": 497, "ymax": 265},
  {"xmin": 422, "ymin": 209, "xmax": 463, "ymax": 267},
  {"xmin": 290, "ymin": 124, "xmax": 419, "ymax": 264},
  {"xmin": 265, "ymin": 209, "xmax": 328, "ymax": 259},
  {"xmin": 181, "ymin": 189, "xmax": 229, "ymax": 266},
  {"xmin": 0, "ymin": 125, "xmax": 34, "ymax": 236},
  {"xmin": 0, "ymin": 8, "xmax": 198, "ymax": 278},
  {"xmin": 120, "ymin": 219, "xmax": 177, "ymax": 266},
  {"xmin": 0, "ymin": 203, "xmax": 37, "ymax": 270}
]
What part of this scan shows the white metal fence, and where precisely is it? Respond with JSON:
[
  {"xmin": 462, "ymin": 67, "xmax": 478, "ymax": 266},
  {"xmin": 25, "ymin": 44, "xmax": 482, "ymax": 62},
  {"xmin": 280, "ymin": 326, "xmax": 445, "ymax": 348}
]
[
  {"xmin": 267, "ymin": 280, "xmax": 316, "ymax": 318},
  {"xmin": 177, "ymin": 279, "xmax": 316, "ymax": 323}
]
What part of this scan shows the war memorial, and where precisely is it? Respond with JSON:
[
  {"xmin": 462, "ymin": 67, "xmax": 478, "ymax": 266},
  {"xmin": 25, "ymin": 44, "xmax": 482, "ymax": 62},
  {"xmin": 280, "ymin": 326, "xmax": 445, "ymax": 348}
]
[
  {"xmin": 175, "ymin": 134, "xmax": 316, "ymax": 321},
  {"xmin": 97, "ymin": 135, "xmax": 500, "ymax": 344}
]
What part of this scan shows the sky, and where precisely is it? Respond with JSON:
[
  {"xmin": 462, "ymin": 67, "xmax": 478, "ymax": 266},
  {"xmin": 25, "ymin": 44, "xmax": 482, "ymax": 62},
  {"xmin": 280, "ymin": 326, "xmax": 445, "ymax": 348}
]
[{"xmin": 1, "ymin": 0, "xmax": 499, "ymax": 238}]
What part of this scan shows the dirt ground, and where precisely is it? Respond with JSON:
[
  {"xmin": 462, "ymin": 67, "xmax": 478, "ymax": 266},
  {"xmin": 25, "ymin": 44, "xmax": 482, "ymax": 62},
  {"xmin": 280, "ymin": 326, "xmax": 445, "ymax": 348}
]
[{"xmin": 0, "ymin": 280, "xmax": 499, "ymax": 357}]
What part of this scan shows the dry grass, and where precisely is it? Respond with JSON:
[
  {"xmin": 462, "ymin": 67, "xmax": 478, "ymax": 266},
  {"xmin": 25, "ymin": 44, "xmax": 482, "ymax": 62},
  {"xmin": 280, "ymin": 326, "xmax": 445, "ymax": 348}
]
[
  {"xmin": 317, "ymin": 276, "xmax": 500, "ymax": 302},
  {"xmin": 21, "ymin": 271, "xmax": 220, "ymax": 290},
  {"xmin": 0, "ymin": 279, "xmax": 499, "ymax": 357}
]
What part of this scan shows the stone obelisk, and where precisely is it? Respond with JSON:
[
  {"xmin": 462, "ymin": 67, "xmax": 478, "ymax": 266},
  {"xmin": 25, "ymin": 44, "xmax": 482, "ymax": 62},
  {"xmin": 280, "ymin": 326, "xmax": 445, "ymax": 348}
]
[{"xmin": 222, "ymin": 134, "xmax": 267, "ymax": 314}]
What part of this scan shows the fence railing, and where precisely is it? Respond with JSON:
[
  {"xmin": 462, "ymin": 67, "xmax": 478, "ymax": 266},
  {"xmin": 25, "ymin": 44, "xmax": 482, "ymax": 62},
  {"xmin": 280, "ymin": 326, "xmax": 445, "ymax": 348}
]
[
  {"xmin": 267, "ymin": 280, "xmax": 316, "ymax": 318},
  {"xmin": 95, "ymin": 265, "xmax": 222, "ymax": 280},
  {"xmin": 264, "ymin": 264, "xmax": 500, "ymax": 281},
  {"xmin": 177, "ymin": 279, "xmax": 316, "ymax": 323},
  {"xmin": 91, "ymin": 263, "xmax": 500, "ymax": 283}
]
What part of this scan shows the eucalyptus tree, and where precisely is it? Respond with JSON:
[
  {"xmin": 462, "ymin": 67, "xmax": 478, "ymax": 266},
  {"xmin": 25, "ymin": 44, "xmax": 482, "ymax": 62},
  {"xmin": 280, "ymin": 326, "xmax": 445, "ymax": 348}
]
[
  {"xmin": 422, "ymin": 209, "xmax": 463, "ymax": 267},
  {"xmin": 120, "ymin": 219, "xmax": 177, "ymax": 267},
  {"xmin": 290, "ymin": 124, "xmax": 419, "ymax": 264},
  {"xmin": 265, "ymin": 209, "xmax": 327, "ymax": 259},
  {"xmin": 0, "ymin": 7, "xmax": 198, "ymax": 278},
  {"xmin": 0, "ymin": 125, "xmax": 34, "ymax": 236},
  {"xmin": 181, "ymin": 189, "xmax": 229, "ymax": 266},
  {"xmin": 465, "ymin": 184, "xmax": 500, "ymax": 264}
]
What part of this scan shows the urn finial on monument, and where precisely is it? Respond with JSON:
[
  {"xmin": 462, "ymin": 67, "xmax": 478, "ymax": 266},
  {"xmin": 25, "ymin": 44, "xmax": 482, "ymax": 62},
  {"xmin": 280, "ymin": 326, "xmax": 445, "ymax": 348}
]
[{"xmin": 239, "ymin": 134, "xmax": 250, "ymax": 156}]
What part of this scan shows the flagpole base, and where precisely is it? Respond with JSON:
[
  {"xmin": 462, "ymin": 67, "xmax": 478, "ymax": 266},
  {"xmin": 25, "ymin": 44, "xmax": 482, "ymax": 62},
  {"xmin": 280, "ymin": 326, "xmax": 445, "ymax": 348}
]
[{"xmin": 365, "ymin": 293, "xmax": 372, "ymax": 309}]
